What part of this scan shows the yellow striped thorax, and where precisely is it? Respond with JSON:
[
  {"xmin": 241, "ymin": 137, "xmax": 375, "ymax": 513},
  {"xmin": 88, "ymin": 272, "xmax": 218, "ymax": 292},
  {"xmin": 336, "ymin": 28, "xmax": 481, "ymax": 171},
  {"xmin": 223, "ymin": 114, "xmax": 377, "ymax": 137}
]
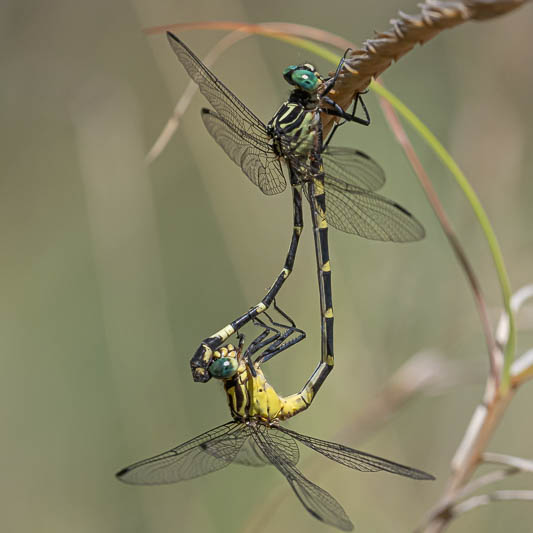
[
  {"xmin": 268, "ymin": 102, "xmax": 321, "ymax": 159},
  {"xmin": 267, "ymin": 62, "xmax": 326, "ymax": 161},
  {"xmin": 208, "ymin": 343, "xmax": 310, "ymax": 423}
]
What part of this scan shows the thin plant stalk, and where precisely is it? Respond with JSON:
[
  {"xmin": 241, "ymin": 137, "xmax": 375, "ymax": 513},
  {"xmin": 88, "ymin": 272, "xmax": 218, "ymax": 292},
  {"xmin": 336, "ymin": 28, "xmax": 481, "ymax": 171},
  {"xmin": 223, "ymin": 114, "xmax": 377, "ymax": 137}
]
[{"xmin": 369, "ymin": 81, "xmax": 515, "ymax": 390}]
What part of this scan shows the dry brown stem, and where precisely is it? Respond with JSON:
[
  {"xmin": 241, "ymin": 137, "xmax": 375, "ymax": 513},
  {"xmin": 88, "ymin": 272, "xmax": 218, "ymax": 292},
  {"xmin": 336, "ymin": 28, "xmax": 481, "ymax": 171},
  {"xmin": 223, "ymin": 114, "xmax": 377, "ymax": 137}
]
[
  {"xmin": 377, "ymin": 88, "xmax": 501, "ymax": 387},
  {"xmin": 324, "ymin": 0, "xmax": 530, "ymax": 136},
  {"xmin": 420, "ymin": 285, "xmax": 533, "ymax": 532},
  {"xmin": 450, "ymin": 490, "xmax": 533, "ymax": 516}
]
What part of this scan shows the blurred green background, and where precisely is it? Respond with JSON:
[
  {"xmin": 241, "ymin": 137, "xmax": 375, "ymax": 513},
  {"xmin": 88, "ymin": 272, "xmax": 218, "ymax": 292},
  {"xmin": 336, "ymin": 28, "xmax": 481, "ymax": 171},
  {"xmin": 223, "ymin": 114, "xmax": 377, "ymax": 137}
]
[{"xmin": 2, "ymin": 1, "xmax": 533, "ymax": 532}]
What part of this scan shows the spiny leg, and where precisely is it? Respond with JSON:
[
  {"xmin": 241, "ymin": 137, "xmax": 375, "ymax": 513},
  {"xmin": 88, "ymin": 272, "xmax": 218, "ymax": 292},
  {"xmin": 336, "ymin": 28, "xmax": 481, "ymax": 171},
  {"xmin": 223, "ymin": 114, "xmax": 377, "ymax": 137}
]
[
  {"xmin": 190, "ymin": 183, "xmax": 304, "ymax": 382},
  {"xmin": 248, "ymin": 315, "xmax": 282, "ymax": 354},
  {"xmin": 320, "ymin": 48, "xmax": 352, "ymax": 98},
  {"xmin": 322, "ymin": 91, "xmax": 371, "ymax": 150},
  {"xmin": 270, "ymin": 299, "xmax": 298, "ymax": 328},
  {"xmin": 254, "ymin": 303, "xmax": 306, "ymax": 365},
  {"xmin": 230, "ymin": 305, "xmax": 302, "ymax": 376},
  {"xmin": 234, "ymin": 332, "xmax": 259, "ymax": 377},
  {"xmin": 243, "ymin": 314, "xmax": 289, "ymax": 376},
  {"xmin": 320, "ymin": 48, "xmax": 370, "ymax": 148},
  {"xmin": 241, "ymin": 309, "xmax": 304, "ymax": 365},
  {"xmin": 257, "ymin": 328, "xmax": 306, "ymax": 365},
  {"xmin": 321, "ymin": 92, "xmax": 370, "ymax": 125}
]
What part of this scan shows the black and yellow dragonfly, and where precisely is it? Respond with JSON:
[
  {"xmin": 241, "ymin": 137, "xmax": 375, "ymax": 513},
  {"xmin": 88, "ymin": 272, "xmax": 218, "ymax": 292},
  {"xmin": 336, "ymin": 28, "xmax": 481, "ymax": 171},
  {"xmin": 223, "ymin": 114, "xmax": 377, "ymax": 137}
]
[
  {"xmin": 165, "ymin": 33, "xmax": 425, "ymax": 392},
  {"xmin": 117, "ymin": 308, "xmax": 434, "ymax": 531}
]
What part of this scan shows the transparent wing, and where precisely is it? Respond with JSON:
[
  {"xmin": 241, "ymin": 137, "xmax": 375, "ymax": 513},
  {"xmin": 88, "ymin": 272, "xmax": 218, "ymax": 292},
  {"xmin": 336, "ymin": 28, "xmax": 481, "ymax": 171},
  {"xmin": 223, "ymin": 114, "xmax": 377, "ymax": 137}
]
[
  {"xmin": 303, "ymin": 175, "xmax": 425, "ymax": 242},
  {"xmin": 167, "ymin": 33, "xmax": 274, "ymax": 151},
  {"xmin": 253, "ymin": 425, "xmax": 353, "ymax": 531},
  {"xmin": 233, "ymin": 438, "xmax": 270, "ymax": 467},
  {"xmin": 116, "ymin": 421, "xmax": 248, "ymax": 485},
  {"xmin": 322, "ymin": 147, "xmax": 385, "ymax": 192},
  {"xmin": 278, "ymin": 426, "xmax": 434, "ymax": 480},
  {"xmin": 233, "ymin": 430, "xmax": 299, "ymax": 467},
  {"xmin": 201, "ymin": 108, "xmax": 287, "ymax": 195}
]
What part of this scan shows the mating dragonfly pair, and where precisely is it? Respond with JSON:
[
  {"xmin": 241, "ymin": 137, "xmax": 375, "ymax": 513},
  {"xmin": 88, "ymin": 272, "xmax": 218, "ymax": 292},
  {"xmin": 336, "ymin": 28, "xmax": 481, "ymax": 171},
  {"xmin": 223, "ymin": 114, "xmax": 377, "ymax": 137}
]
[{"xmin": 116, "ymin": 33, "xmax": 432, "ymax": 531}]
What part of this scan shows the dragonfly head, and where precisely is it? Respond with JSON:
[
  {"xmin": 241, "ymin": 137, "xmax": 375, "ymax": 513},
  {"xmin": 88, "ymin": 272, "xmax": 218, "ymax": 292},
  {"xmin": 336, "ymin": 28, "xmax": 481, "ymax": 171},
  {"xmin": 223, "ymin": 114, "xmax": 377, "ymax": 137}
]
[
  {"xmin": 208, "ymin": 343, "xmax": 240, "ymax": 379},
  {"xmin": 283, "ymin": 63, "xmax": 321, "ymax": 93}
]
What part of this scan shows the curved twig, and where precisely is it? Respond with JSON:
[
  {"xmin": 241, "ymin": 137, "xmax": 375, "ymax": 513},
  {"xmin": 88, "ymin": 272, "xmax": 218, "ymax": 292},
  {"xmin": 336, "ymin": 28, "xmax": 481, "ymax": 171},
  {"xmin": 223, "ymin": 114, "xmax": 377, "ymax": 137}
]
[
  {"xmin": 324, "ymin": 0, "xmax": 531, "ymax": 135},
  {"xmin": 420, "ymin": 284, "xmax": 533, "ymax": 532},
  {"xmin": 483, "ymin": 452, "xmax": 533, "ymax": 472},
  {"xmin": 451, "ymin": 490, "xmax": 533, "ymax": 516},
  {"xmin": 377, "ymin": 86, "xmax": 501, "ymax": 388}
]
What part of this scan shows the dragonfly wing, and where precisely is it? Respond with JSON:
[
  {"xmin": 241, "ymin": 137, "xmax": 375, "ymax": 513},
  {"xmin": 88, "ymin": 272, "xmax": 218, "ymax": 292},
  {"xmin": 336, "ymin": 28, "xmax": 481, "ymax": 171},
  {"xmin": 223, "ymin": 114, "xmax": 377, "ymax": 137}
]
[
  {"xmin": 201, "ymin": 108, "xmax": 287, "ymax": 195},
  {"xmin": 232, "ymin": 437, "xmax": 270, "ymax": 467},
  {"xmin": 317, "ymin": 175, "xmax": 425, "ymax": 242},
  {"xmin": 278, "ymin": 426, "xmax": 434, "ymax": 480},
  {"xmin": 322, "ymin": 147, "xmax": 386, "ymax": 191},
  {"xmin": 167, "ymin": 33, "xmax": 271, "ymax": 148},
  {"xmin": 233, "ymin": 423, "xmax": 300, "ymax": 466},
  {"xmin": 252, "ymin": 425, "xmax": 353, "ymax": 531},
  {"xmin": 116, "ymin": 421, "xmax": 248, "ymax": 485}
]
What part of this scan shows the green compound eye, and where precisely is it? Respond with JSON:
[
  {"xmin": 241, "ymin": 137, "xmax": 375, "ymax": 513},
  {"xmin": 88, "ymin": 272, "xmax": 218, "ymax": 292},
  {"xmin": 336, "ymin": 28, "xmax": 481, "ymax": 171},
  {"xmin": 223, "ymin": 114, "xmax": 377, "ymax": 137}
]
[
  {"xmin": 290, "ymin": 69, "xmax": 319, "ymax": 92},
  {"xmin": 209, "ymin": 357, "xmax": 238, "ymax": 379},
  {"xmin": 282, "ymin": 66, "xmax": 320, "ymax": 91},
  {"xmin": 283, "ymin": 65, "xmax": 298, "ymax": 77}
]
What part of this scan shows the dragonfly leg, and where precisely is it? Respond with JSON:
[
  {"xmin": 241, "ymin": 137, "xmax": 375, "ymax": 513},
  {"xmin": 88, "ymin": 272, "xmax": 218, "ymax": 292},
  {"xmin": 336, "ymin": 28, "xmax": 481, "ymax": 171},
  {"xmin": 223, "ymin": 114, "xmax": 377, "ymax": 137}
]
[
  {"xmin": 236, "ymin": 331, "xmax": 246, "ymax": 352},
  {"xmin": 190, "ymin": 185, "xmax": 303, "ymax": 382},
  {"xmin": 256, "ymin": 328, "xmax": 305, "ymax": 365},
  {"xmin": 271, "ymin": 299, "xmax": 297, "ymax": 327},
  {"xmin": 320, "ymin": 48, "xmax": 352, "ymax": 98},
  {"xmin": 243, "ymin": 316, "xmax": 284, "ymax": 376},
  {"xmin": 249, "ymin": 316, "xmax": 282, "ymax": 354},
  {"xmin": 322, "ymin": 92, "xmax": 371, "ymax": 149},
  {"xmin": 321, "ymin": 95, "xmax": 370, "ymax": 125},
  {"xmin": 254, "ymin": 302, "xmax": 306, "ymax": 365}
]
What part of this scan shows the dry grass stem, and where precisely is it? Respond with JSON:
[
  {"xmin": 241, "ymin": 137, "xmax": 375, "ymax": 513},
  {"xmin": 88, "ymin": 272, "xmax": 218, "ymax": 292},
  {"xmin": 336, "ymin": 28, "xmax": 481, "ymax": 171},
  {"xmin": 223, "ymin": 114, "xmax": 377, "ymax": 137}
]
[
  {"xmin": 420, "ymin": 284, "xmax": 533, "ymax": 532},
  {"xmin": 451, "ymin": 490, "xmax": 533, "ymax": 516},
  {"xmin": 378, "ymin": 88, "xmax": 501, "ymax": 387},
  {"xmin": 323, "ymin": 0, "xmax": 530, "ymax": 136}
]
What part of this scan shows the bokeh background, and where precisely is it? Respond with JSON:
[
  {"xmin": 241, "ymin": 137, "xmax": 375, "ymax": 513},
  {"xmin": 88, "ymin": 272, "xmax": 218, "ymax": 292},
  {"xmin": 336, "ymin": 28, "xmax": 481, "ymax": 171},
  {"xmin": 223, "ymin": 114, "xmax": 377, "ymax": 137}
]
[{"xmin": 2, "ymin": 1, "xmax": 533, "ymax": 532}]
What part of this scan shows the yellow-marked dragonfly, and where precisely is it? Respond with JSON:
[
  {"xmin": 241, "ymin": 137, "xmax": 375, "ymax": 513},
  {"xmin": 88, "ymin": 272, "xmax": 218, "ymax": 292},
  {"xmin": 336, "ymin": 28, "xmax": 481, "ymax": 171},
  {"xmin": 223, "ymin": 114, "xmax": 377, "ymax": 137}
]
[
  {"xmin": 164, "ymin": 34, "xmax": 425, "ymax": 388},
  {"xmin": 117, "ymin": 307, "xmax": 434, "ymax": 531}
]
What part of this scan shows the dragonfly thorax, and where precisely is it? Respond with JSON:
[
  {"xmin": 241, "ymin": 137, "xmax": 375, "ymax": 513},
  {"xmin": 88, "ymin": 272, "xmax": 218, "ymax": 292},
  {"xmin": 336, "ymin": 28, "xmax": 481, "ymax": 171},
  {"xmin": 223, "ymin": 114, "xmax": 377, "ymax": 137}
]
[
  {"xmin": 267, "ymin": 102, "xmax": 320, "ymax": 160},
  {"xmin": 223, "ymin": 360, "xmax": 285, "ymax": 423},
  {"xmin": 207, "ymin": 342, "xmax": 308, "ymax": 423}
]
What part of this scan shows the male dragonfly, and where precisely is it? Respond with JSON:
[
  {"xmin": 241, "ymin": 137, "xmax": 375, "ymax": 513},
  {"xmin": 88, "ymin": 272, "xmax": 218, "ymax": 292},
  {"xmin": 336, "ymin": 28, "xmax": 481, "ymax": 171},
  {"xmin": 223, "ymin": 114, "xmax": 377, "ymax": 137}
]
[{"xmin": 165, "ymin": 34, "xmax": 424, "ymax": 386}]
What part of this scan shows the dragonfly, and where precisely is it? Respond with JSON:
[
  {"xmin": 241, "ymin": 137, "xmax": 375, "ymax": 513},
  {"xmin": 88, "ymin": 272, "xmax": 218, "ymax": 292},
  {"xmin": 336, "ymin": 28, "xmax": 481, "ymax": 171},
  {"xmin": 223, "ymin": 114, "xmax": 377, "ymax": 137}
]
[
  {"xmin": 116, "ymin": 306, "xmax": 434, "ymax": 531},
  {"xmin": 165, "ymin": 33, "xmax": 425, "ymax": 390}
]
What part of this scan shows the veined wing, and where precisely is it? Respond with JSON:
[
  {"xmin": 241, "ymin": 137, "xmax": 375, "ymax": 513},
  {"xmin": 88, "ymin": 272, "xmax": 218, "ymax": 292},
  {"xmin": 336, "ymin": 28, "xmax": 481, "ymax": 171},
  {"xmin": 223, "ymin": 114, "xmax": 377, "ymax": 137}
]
[
  {"xmin": 116, "ymin": 421, "xmax": 247, "ymax": 485},
  {"xmin": 167, "ymin": 33, "xmax": 272, "ymax": 151},
  {"xmin": 201, "ymin": 108, "xmax": 286, "ymax": 195},
  {"xmin": 278, "ymin": 426, "xmax": 434, "ymax": 480},
  {"xmin": 252, "ymin": 424, "xmax": 353, "ymax": 531},
  {"xmin": 232, "ymin": 428, "xmax": 300, "ymax": 467},
  {"xmin": 304, "ymin": 175, "xmax": 425, "ymax": 242},
  {"xmin": 322, "ymin": 147, "xmax": 385, "ymax": 192}
]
